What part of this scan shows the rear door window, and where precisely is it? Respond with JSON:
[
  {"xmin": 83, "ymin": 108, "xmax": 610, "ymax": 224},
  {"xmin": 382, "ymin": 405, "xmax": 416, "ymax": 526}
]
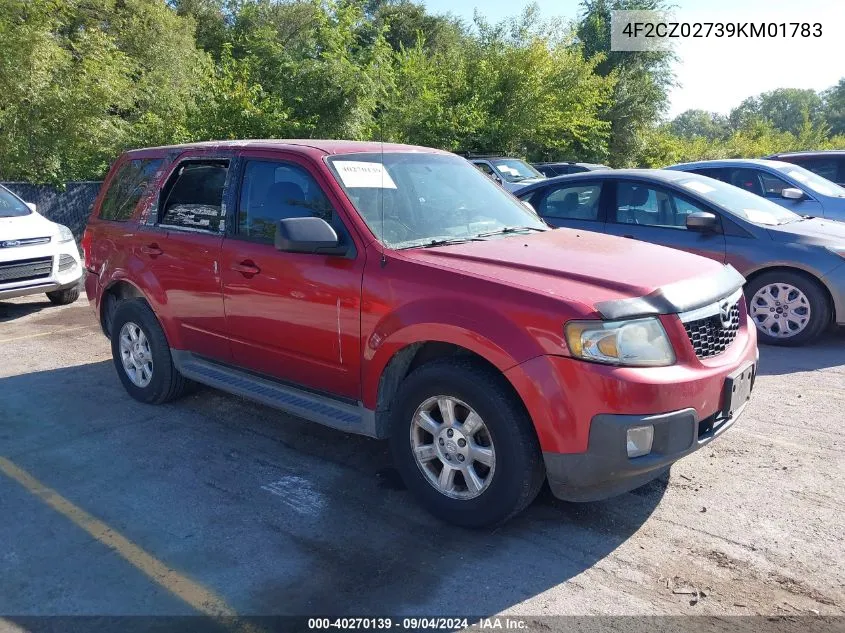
[
  {"xmin": 537, "ymin": 183, "xmax": 602, "ymax": 221},
  {"xmin": 159, "ymin": 161, "xmax": 229, "ymax": 233},
  {"xmin": 99, "ymin": 158, "xmax": 164, "ymax": 222},
  {"xmin": 725, "ymin": 168, "xmax": 765, "ymax": 196}
]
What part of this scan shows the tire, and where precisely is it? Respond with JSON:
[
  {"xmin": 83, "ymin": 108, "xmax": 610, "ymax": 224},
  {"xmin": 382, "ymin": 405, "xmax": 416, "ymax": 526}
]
[
  {"xmin": 388, "ymin": 358, "xmax": 544, "ymax": 528},
  {"xmin": 745, "ymin": 270, "xmax": 830, "ymax": 346},
  {"xmin": 110, "ymin": 298, "xmax": 189, "ymax": 404},
  {"xmin": 46, "ymin": 286, "xmax": 80, "ymax": 305}
]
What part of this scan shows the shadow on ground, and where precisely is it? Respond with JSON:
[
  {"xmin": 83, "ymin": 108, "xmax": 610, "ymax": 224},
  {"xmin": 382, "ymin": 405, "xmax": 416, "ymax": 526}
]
[
  {"xmin": 0, "ymin": 298, "xmax": 56, "ymax": 322},
  {"xmin": 756, "ymin": 327, "xmax": 845, "ymax": 376},
  {"xmin": 0, "ymin": 360, "xmax": 667, "ymax": 617}
]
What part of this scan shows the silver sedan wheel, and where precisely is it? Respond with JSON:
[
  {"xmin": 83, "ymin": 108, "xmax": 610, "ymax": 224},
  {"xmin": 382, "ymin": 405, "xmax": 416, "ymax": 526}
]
[
  {"xmin": 410, "ymin": 396, "xmax": 496, "ymax": 500},
  {"xmin": 749, "ymin": 283, "xmax": 811, "ymax": 339},
  {"xmin": 119, "ymin": 322, "xmax": 154, "ymax": 388}
]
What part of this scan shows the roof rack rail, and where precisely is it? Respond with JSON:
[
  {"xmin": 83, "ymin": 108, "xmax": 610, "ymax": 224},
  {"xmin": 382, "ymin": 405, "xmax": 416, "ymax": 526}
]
[{"xmin": 454, "ymin": 151, "xmax": 513, "ymax": 159}]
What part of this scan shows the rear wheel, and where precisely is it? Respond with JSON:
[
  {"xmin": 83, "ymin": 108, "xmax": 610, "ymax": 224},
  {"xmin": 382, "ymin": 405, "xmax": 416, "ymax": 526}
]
[
  {"xmin": 110, "ymin": 299, "xmax": 189, "ymax": 404},
  {"xmin": 46, "ymin": 286, "xmax": 80, "ymax": 305},
  {"xmin": 389, "ymin": 358, "xmax": 544, "ymax": 527},
  {"xmin": 745, "ymin": 271, "xmax": 829, "ymax": 346}
]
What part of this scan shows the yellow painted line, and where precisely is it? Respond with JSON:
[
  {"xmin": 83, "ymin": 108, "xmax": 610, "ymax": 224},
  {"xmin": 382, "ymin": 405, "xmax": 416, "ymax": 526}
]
[
  {"xmin": 0, "ymin": 456, "xmax": 240, "ymax": 619},
  {"xmin": 0, "ymin": 325, "xmax": 97, "ymax": 344}
]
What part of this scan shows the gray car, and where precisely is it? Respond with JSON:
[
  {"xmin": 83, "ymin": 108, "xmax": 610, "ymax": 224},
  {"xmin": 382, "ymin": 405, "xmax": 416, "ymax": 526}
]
[
  {"xmin": 469, "ymin": 157, "xmax": 546, "ymax": 193},
  {"xmin": 517, "ymin": 169, "xmax": 845, "ymax": 345},
  {"xmin": 667, "ymin": 159, "xmax": 845, "ymax": 221}
]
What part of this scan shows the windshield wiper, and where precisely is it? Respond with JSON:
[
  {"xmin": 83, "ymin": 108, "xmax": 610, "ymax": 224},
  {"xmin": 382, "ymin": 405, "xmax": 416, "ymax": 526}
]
[
  {"xmin": 474, "ymin": 226, "xmax": 548, "ymax": 239},
  {"xmin": 421, "ymin": 236, "xmax": 487, "ymax": 248}
]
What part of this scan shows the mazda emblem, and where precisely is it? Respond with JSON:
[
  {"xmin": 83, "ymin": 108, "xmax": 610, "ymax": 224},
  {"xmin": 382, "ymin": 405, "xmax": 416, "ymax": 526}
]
[{"xmin": 719, "ymin": 301, "xmax": 732, "ymax": 329}]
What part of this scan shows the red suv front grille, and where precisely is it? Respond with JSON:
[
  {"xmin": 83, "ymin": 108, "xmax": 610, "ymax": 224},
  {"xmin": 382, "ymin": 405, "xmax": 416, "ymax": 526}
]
[{"xmin": 683, "ymin": 300, "xmax": 741, "ymax": 359}]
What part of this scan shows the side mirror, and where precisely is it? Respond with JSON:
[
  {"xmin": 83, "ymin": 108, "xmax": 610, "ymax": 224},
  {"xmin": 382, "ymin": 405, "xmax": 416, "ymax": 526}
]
[
  {"xmin": 686, "ymin": 211, "xmax": 719, "ymax": 232},
  {"xmin": 781, "ymin": 187, "xmax": 804, "ymax": 200},
  {"xmin": 275, "ymin": 217, "xmax": 345, "ymax": 255},
  {"xmin": 25, "ymin": 202, "xmax": 37, "ymax": 213},
  {"xmin": 493, "ymin": 174, "xmax": 503, "ymax": 185}
]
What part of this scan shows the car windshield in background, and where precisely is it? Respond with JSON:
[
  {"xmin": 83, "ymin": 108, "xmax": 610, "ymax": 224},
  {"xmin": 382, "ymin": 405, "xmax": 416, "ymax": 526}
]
[
  {"xmin": 327, "ymin": 153, "xmax": 547, "ymax": 249},
  {"xmin": 0, "ymin": 186, "xmax": 31, "ymax": 217},
  {"xmin": 780, "ymin": 164, "xmax": 845, "ymax": 197},
  {"xmin": 491, "ymin": 159, "xmax": 544, "ymax": 182},
  {"xmin": 677, "ymin": 176, "xmax": 802, "ymax": 226}
]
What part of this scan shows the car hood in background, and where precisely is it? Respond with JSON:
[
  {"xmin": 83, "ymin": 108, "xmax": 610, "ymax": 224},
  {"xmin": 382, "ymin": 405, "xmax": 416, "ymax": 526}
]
[
  {"xmin": 0, "ymin": 211, "xmax": 57, "ymax": 242},
  {"xmin": 399, "ymin": 228, "xmax": 739, "ymax": 316},
  {"xmin": 767, "ymin": 217, "xmax": 845, "ymax": 245}
]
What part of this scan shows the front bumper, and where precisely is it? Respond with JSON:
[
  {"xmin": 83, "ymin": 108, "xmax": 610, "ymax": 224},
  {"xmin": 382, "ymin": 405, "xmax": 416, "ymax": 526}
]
[
  {"xmin": 544, "ymin": 399, "xmax": 750, "ymax": 502},
  {"xmin": 0, "ymin": 242, "xmax": 83, "ymax": 300},
  {"xmin": 504, "ymin": 311, "xmax": 758, "ymax": 502}
]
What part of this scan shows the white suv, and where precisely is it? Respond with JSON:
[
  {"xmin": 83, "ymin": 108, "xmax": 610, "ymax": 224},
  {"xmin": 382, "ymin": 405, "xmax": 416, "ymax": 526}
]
[{"xmin": 0, "ymin": 184, "xmax": 83, "ymax": 305}]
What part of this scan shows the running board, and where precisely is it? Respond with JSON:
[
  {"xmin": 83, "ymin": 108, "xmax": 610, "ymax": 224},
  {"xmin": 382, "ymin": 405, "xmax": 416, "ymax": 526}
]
[{"xmin": 171, "ymin": 351, "xmax": 378, "ymax": 437}]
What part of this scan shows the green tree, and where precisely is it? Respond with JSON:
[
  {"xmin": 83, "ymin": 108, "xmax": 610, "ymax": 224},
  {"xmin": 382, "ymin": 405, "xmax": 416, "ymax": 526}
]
[
  {"xmin": 669, "ymin": 110, "xmax": 729, "ymax": 140},
  {"xmin": 576, "ymin": 0, "xmax": 675, "ymax": 166},
  {"xmin": 729, "ymin": 88, "xmax": 825, "ymax": 135},
  {"xmin": 0, "ymin": 0, "xmax": 209, "ymax": 183},
  {"xmin": 822, "ymin": 78, "xmax": 845, "ymax": 136},
  {"xmin": 380, "ymin": 5, "xmax": 613, "ymax": 160}
]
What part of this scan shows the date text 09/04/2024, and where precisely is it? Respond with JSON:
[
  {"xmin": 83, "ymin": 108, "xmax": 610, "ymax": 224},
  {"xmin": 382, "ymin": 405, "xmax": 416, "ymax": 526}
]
[{"xmin": 307, "ymin": 617, "xmax": 528, "ymax": 630}]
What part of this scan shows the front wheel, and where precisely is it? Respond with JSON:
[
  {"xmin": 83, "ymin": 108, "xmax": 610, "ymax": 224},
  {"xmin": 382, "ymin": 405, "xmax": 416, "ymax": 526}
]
[
  {"xmin": 389, "ymin": 359, "xmax": 544, "ymax": 527},
  {"xmin": 745, "ymin": 271, "xmax": 830, "ymax": 346}
]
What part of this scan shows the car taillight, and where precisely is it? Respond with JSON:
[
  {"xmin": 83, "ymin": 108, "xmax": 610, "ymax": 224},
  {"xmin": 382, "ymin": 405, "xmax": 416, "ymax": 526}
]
[{"xmin": 81, "ymin": 228, "xmax": 93, "ymax": 270}]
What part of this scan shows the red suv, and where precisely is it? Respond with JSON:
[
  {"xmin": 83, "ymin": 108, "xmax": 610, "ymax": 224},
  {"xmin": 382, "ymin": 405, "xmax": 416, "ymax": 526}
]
[{"xmin": 84, "ymin": 141, "xmax": 758, "ymax": 527}]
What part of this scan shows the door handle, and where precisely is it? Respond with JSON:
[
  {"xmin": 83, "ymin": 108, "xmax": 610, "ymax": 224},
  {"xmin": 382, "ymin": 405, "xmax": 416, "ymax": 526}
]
[
  {"xmin": 231, "ymin": 260, "xmax": 260, "ymax": 276},
  {"xmin": 141, "ymin": 243, "xmax": 163, "ymax": 257}
]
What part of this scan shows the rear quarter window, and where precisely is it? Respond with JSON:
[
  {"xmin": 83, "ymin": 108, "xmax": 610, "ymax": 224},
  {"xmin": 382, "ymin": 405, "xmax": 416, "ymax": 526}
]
[{"xmin": 99, "ymin": 158, "xmax": 164, "ymax": 222}]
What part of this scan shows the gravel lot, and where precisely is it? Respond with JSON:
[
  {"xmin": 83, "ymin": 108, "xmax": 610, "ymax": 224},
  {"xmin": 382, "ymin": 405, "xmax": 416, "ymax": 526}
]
[{"xmin": 1, "ymin": 294, "xmax": 843, "ymax": 620}]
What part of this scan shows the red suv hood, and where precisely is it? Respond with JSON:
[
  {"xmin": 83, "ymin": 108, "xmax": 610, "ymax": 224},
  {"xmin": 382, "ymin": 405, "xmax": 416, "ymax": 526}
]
[{"xmin": 398, "ymin": 229, "xmax": 728, "ymax": 312}]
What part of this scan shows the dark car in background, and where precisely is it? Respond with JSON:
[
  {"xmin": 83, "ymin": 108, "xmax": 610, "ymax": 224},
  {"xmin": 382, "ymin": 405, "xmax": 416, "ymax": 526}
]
[
  {"xmin": 766, "ymin": 151, "xmax": 845, "ymax": 186},
  {"xmin": 533, "ymin": 162, "xmax": 611, "ymax": 177},
  {"xmin": 517, "ymin": 170, "xmax": 845, "ymax": 346},
  {"xmin": 667, "ymin": 159, "xmax": 845, "ymax": 221}
]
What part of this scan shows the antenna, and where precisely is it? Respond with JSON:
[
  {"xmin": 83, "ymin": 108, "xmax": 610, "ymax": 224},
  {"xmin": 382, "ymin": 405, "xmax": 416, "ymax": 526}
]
[{"xmin": 379, "ymin": 45, "xmax": 387, "ymax": 268}]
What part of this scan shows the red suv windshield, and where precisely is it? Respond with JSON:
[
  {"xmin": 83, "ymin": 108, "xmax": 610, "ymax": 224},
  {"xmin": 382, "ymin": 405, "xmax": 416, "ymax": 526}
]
[{"xmin": 327, "ymin": 152, "xmax": 546, "ymax": 248}]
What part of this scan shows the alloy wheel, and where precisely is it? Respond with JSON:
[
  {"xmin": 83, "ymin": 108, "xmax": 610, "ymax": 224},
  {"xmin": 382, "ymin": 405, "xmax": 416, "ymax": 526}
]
[
  {"xmin": 119, "ymin": 322, "xmax": 154, "ymax": 388},
  {"xmin": 409, "ymin": 396, "xmax": 496, "ymax": 500}
]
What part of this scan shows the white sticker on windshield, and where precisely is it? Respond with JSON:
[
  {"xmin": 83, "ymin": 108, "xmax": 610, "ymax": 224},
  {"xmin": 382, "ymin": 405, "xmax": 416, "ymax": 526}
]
[
  {"xmin": 334, "ymin": 161, "xmax": 397, "ymax": 189},
  {"xmin": 681, "ymin": 180, "xmax": 715, "ymax": 194},
  {"xmin": 743, "ymin": 209, "xmax": 778, "ymax": 226}
]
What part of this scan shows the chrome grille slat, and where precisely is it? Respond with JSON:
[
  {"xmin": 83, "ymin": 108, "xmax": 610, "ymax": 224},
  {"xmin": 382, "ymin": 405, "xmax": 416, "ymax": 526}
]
[
  {"xmin": 683, "ymin": 301, "xmax": 741, "ymax": 359},
  {"xmin": 0, "ymin": 256, "xmax": 54, "ymax": 283}
]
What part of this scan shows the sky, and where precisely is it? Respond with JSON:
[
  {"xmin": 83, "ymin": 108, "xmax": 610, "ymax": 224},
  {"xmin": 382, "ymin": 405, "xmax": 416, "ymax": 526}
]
[{"xmin": 420, "ymin": 0, "xmax": 844, "ymax": 119}]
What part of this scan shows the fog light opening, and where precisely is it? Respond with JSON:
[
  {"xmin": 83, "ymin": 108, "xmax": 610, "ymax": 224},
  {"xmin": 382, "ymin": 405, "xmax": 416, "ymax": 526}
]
[{"xmin": 626, "ymin": 425, "xmax": 654, "ymax": 458}]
